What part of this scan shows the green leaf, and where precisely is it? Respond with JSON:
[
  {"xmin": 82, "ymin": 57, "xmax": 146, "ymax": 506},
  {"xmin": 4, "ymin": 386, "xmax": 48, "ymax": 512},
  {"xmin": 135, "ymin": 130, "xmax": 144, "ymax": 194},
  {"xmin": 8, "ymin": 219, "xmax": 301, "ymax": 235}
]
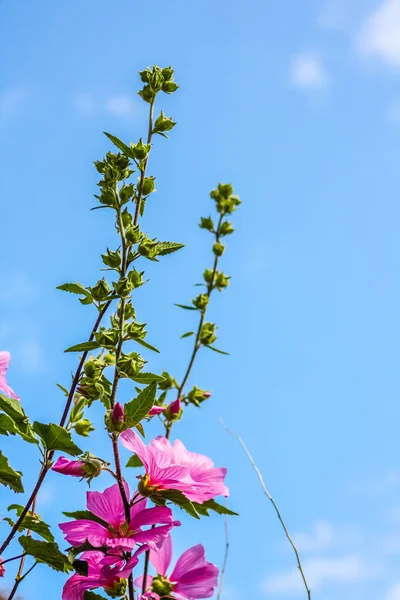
[
  {"xmin": 62, "ymin": 510, "xmax": 108, "ymax": 528},
  {"xmin": 57, "ymin": 282, "xmax": 90, "ymax": 297},
  {"xmin": 32, "ymin": 422, "xmax": 82, "ymax": 456},
  {"xmin": 0, "ymin": 451, "xmax": 23, "ymax": 493},
  {"xmin": 181, "ymin": 332, "xmax": 195, "ymax": 339},
  {"xmin": 103, "ymin": 132, "xmax": 134, "ymax": 158},
  {"xmin": 84, "ymin": 592, "xmax": 107, "ymax": 600},
  {"xmin": 56, "ymin": 383, "xmax": 69, "ymax": 396},
  {"xmin": 175, "ymin": 304, "xmax": 197, "ymax": 311},
  {"xmin": 18, "ymin": 536, "xmax": 72, "ymax": 573},
  {"xmin": 135, "ymin": 422, "xmax": 145, "ymax": 437},
  {"xmin": 126, "ymin": 455, "xmax": 143, "ymax": 468},
  {"xmin": 154, "ymin": 490, "xmax": 200, "ymax": 519},
  {"xmin": 0, "ymin": 413, "xmax": 18, "ymax": 436},
  {"xmin": 6, "ymin": 515, "xmax": 55, "ymax": 542},
  {"xmin": 131, "ymin": 372, "xmax": 165, "ymax": 384},
  {"xmin": 135, "ymin": 338, "xmax": 160, "ymax": 353},
  {"xmin": 64, "ymin": 341, "xmax": 100, "ymax": 353},
  {"xmin": 206, "ymin": 345, "xmax": 229, "ymax": 355},
  {"xmin": 157, "ymin": 242, "xmax": 184, "ymax": 256},
  {"xmin": 0, "ymin": 394, "xmax": 37, "ymax": 443},
  {"xmin": 193, "ymin": 499, "xmax": 239, "ymax": 516},
  {"xmin": 125, "ymin": 383, "xmax": 157, "ymax": 428}
]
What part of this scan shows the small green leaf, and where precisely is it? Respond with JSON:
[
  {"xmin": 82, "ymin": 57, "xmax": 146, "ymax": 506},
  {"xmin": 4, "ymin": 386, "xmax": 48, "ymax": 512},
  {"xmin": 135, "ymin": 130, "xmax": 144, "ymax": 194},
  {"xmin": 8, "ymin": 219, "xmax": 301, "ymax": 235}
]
[
  {"xmin": 0, "ymin": 394, "xmax": 37, "ymax": 443},
  {"xmin": 206, "ymin": 346, "xmax": 229, "ymax": 355},
  {"xmin": 7, "ymin": 515, "xmax": 55, "ymax": 542},
  {"xmin": 135, "ymin": 422, "xmax": 145, "ymax": 437},
  {"xmin": 126, "ymin": 455, "xmax": 143, "ymax": 468},
  {"xmin": 103, "ymin": 132, "xmax": 134, "ymax": 158},
  {"xmin": 157, "ymin": 242, "xmax": 184, "ymax": 256},
  {"xmin": 175, "ymin": 304, "xmax": 197, "ymax": 311},
  {"xmin": 32, "ymin": 422, "xmax": 82, "ymax": 456},
  {"xmin": 0, "ymin": 451, "xmax": 23, "ymax": 493},
  {"xmin": 154, "ymin": 490, "xmax": 200, "ymax": 519},
  {"xmin": 181, "ymin": 332, "xmax": 195, "ymax": 339},
  {"xmin": 57, "ymin": 282, "xmax": 91, "ymax": 297},
  {"xmin": 84, "ymin": 592, "xmax": 107, "ymax": 600},
  {"xmin": 18, "ymin": 536, "xmax": 72, "ymax": 572},
  {"xmin": 64, "ymin": 341, "xmax": 100, "ymax": 353},
  {"xmin": 194, "ymin": 499, "xmax": 239, "ymax": 516},
  {"xmin": 56, "ymin": 383, "xmax": 69, "ymax": 396},
  {"xmin": 131, "ymin": 372, "xmax": 165, "ymax": 384},
  {"xmin": 135, "ymin": 339, "xmax": 160, "ymax": 353},
  {"xmin": 62, "ymin": 510, "xmax": 108, "ymax": 528},
  {"xmin": 125, "ymin": 383, "xmax": 157, "ymax": 428},
  {"xmin": 0, "ymin": 413, "xmax": 18, "ymax": 436}
]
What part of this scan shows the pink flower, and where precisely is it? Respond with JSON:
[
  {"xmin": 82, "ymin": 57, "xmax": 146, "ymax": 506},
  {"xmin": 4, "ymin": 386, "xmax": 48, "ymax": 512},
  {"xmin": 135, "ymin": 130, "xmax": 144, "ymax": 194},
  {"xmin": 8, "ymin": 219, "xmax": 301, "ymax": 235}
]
[
  {"xmin": 0, "ymin": 557, "xmax": 5, "ymax": 578},
  {"xmin": 137, "ymin": 536, "xmax": 219, "ymax": 600},
  {"xmin": 52, "ymin": 457, "xmax": 86, "ymax": 477},
  {"xmin": 59, "ymin": 482, "xmax": 179, "ymax": 552},
  {"xmin": 0, "ymin": 351, "xmax": 19, "ymax": 400},
  {"xmin": 120, "ymin": 430, "xmax": 229, "ymax": 504},
  {"xmin": 111, "ymin": 402, "xmax": 125, "ymax": 427},
  {"xmin": 148, "ymin": 406, "xmax": 166, "ymax": 416},
  {"xmin": 62, "ymin": 549, "xmax": 143, "ymax": 600},
  {"xmin": 168, "ymin": 398, "xmax": 181, "ymax": 416}
]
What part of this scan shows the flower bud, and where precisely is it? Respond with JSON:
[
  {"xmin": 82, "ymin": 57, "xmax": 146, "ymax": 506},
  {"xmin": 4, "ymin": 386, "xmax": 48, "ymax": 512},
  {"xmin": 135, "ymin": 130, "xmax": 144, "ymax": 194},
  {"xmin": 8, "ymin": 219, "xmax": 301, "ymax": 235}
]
[
  {"xmin": 199, "ymin": 322, "xmax": 217, "ymax": 346},
  {"xmin": 187, "ymin": 386, "xmax": 212, "ymax": 407},
  {"xmin": 164, "ymin": 398, "xmax": 182, "ymax": 421},
  {"xmin": 213, "ymin": 242, "xmax": 225, "ymax": 257},
  {"xmin": 104, "ymin": 353, "xmax": 115, "ymax": 365},
  {"xmin": 104, "ymin": 578, "xmax": 128, "ymax": 598},
  {"xmin": 161, "ymin": 66, "xmax": 174, "ymax": 80},
  {"xmin": 95, "ymin": 329, "xmax": 119, "ymax": 349},
  {"xmin": 131, "ymin": 138, "xmax": 151, "ymax": 160},
  {"xmin": 52, "ymin": 456, "xmax": 103, "ymax": 481},
  {"xmin": 128, "ymin": 269, "xmax": 144, "ymax": 288},
  {"xmin": 158, "ymin": 371, "xmax": 178, "ymax": 391},
  {"xmin": 101, "ymin": 248, "xmax": 121, "ymax": 269},
  {"xmin": 142, "ymin": 177, "xmax": 155, "ymax": 196},
  {"xmin": 112, "ymin": 277, "xmax": 134, "ymax": 299},
  {"xmin": 153, "ymin": 111, "xmax": 176, "ymax": 134},
  {"xmin": 215, "ymin": 272, "xmax": 230, "ymax": 290},
  {"xmin": 125, "ymin": 225, "xmax": 141, "ymax": 245},
  {"xmin": 105, "ymin": 402, "xmax": 126, "ymax": 433},
  {"xmin": 192, "ymin": 294, "xmax": 209, "ymax": 310},
  {"xmin": 117, "ymin": 352, "xmax": 145, "ymax": 378},
  {"xmin": 199, "ymin": 216, "xmax": 214, "ymax": 231},
  {"xmin": 138, "ymin": 236, "xmax": 160, "ymax": 259},
  {"xmin": 90, "ymin": 279, "xmax": 111, "ymax": 301},
  {"xmin": 148, "ymin": 405, "xmax": 166, "ymax": 416},
  {"xmin": 126, "ymin": 321, "xmax": 147, "ymax": 341},
  {"xmin": 73, "ymin": 419, "xmax": 95, "ymax": 437},
  {"xmin": 220, "ymin": 221, "xmax": 235, "ymax": 236},
  {"xmin": 203, "ymin": 268, "xmax": 214, "ymax": 284},
  {"xmin": 162, "ymin": 81, "xmax": 179, "ymax": 93},
  {"xmin": 0, "ymin": 558, "xmax": 5, "ymax": 578},
  {"xmin": 138, "ymin": 85, "xmax": 154, "ymax": 104}
]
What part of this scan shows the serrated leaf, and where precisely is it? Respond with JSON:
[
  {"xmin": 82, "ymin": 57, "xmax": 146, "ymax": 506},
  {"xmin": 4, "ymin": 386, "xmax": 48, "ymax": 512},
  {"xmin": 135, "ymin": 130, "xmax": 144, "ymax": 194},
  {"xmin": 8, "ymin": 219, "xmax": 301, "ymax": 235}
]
[
  {"xmin": 175, "ymin": 304, "xmax": 197, "ymax": 311},
  {"xmin": 126, "ymin": 455, "xmax": 143, "ymax": 468},
  {"xmin": 157, "ymin": 242, "xmax": 184, "ymax": 256},
  {"xmin": 62, "ymin": 510, "xmax": 108, "ymax": 528},
  {"xmin": 64, "ymin": 341, "xmax": 100, "ymax": 353},
  {"xmin": 32, "ymin": 422, "xmax": 82, "ymax": 456},
  {"xmin": 0, "ymin": 393, "xmax": 37, "ymax": 443},
  {"xmin": 18, "ymin": 536, "xmax": 72, "ymax": 572},
  {"xmin": 7, "ymin": 516, "xmax": 55, "ymax": 542},
  {"xmin": 206, "ymin": 346, "xmax": 229, "ymax": 355},
  {"xmin": 131, "ymin": 372, "xmax": 165, "ymax": 384},
  {"xmin": 194, "ymin": 499, "xmax": 239, "ymax": 516},
  {"xmin": 0, "ymin": 451, "xmax": 23, "ymax": 493},
  {"xmin": 135, "ymin": 339, "xmax": 160, "ymax": 353},
  {"xmin": 135, "ymin": 422, "xmax": 145, "ymax": 437},
  {"xmin": 103, "ymin": 132, "xmax": 134, "ymax": 158},
  {"xmin": 124, "ymin": 383, "xmax": 157, "ymax": 428},
  {"xmin": 181, "ymin": 332, "xmax": 195, "ymax": 339},
  {"xmin": 0, "ymin": 413, "xmax": 18, "ymax": 436},
  {"xmin": 154, "ymin": 489, "xmax": 200, "ymax": 519},
  {"xmin": 57, "ymin": 282, "xmax": 90, "ymax": 297}
]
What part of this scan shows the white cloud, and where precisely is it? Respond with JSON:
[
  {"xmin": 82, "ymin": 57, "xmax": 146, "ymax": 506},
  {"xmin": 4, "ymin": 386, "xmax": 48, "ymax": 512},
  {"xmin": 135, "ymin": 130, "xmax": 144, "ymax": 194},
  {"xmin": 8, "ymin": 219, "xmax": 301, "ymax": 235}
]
[
  {"xmin": 262, "ymin": 555, "xmax": 379, "ymax": 596},
  {"xmin": 387, "ymin": 584, "xmax": 400, "ymax": 600},
  {"xmin": 290, "ymin": 55, "xmax": 328, "ymax": 89},
  {"xmin": 0, "ymin": 87, "xmax": 27, "ymax": 124},
  {"xmin": 358, "ymin": 0, "xmax": 400, "ymax": 66},
  {"xmin": 294, "ymin": 521, "xmax": 335, "ymax": 553},
  {"xmin": 105, "ymin": 94, "xmax": 136, "ymax": 118},
  {"xmin": 75, "ymin": 92, "xmax": 95, "ymax": 116}
]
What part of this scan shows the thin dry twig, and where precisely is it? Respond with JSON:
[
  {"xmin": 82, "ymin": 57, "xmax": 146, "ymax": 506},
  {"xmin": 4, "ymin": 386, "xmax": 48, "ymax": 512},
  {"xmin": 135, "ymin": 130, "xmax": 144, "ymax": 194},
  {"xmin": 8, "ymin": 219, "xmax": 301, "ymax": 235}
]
[
  {"xmin": 216, "ymin": 500, "xmax": 230, "ymax": 600},
  {"xmin": 221, "ymin": 420, "xmax": 311, "ymax": 600}
]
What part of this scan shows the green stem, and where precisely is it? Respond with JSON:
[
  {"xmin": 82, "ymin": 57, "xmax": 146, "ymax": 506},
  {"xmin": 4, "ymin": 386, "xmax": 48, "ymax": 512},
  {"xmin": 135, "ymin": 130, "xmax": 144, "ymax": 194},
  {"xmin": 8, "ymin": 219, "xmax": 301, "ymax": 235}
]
[{"xmin": 134, "ymin": 97, "xmax": 155, "ymax": 224}]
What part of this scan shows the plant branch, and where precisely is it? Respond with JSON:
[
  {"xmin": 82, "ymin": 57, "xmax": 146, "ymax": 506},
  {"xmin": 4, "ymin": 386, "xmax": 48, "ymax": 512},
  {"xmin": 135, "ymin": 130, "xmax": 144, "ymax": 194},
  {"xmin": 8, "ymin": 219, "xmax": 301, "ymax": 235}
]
[
  {"xmin": 220, "ymin": 420, "xmax": 311, "ymax": 600},
  {"xmin": 134, "ymin": 97, "xmax": 155, "ymax": 225},
  {"xmin": 7, "ymin": 561, "xmax": 37, "ymax": 600},
  {"xmin": 216, "ymin": 502, "xmax": 230, "ymax": 600}
]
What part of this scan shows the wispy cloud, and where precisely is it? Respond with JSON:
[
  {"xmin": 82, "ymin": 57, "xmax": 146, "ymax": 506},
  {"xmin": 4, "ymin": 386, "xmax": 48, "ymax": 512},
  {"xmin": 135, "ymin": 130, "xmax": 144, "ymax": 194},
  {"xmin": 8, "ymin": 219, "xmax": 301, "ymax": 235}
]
[
  {"xmin": 74, "ymin": 92, "xmax": 95, "ymax": 116},
  {"xmin": 386, "ymin": 584, "xmax": 400, "ymax": 600},
  {"xmin": 73, "ymin": 92, "xmax": 139, "ymax": 119},
  {"xmin": 105, "ymin": 94, "xmax": 137, "ymax": 118},
  {"xmin": 290, "ymin": 55, "xmax": 328, "ymax": 89},
  {"xmin": 0, "ymin": 87, "xmax": 27, "ymax": 125},
  {"xmin": 262, "ymin": 555, "xmax": 379, "ymax": 596},
  {"xmin": 358, "ymin": 0, "xmax": 400, "ymax": 67},
  {"xmin": 294, "ymin": 521, "xmax": 335, "ymax": 553}
]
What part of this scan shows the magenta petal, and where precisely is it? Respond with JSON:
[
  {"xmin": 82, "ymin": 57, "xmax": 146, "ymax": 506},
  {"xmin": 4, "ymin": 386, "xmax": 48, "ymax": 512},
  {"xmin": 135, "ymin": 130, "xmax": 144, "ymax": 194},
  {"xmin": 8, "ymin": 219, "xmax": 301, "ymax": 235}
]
[
  {"xmin": 87, "ymin": 482, "xmax": 129, "ymax": 528},
  {"xmin": 62, "ymin": 574, "xmax": 98, "ymax": 600},
  {"xmin": 174, "ymin": 581, "xmax": 217, "ymax": 599},
  {"xmin": 135, "ymin": 575, "xmax": 154, "ymax": 592},
  {"xmin": 59, "ymin": 520, "xmax": 109, "ymax": 546},
  {"xmin": 120, "ymin": 429, "xmax": 152, "ymax": 471},
  {"xmin": 132, "ymin": 524, "xmax": 174, "ymax": 550},
  {"xmin": 132, "ymin": 506, "xmax": 174, "ymax": 529},
  {"xmin": 150, "ymin": 534, "xmax": 172, "ymax": 576},
  {"xmin": 171, "ymin": 545, "xmax": 207, "ymax": 581},
  {"xmin": 52, "ymin": 457, "xmax": 85, "ymax": 477},
  {"xmin": 148, "ymin": 406, "xmax": 166, "ymax": 416}
]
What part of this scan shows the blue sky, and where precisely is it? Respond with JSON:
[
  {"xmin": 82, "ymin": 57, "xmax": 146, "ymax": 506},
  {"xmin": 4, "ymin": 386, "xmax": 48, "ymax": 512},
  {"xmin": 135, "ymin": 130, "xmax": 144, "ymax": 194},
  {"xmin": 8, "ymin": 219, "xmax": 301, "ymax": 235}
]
[{"xmin": 2, "ymin": 0, "xmax": 400, "ymax": 598}]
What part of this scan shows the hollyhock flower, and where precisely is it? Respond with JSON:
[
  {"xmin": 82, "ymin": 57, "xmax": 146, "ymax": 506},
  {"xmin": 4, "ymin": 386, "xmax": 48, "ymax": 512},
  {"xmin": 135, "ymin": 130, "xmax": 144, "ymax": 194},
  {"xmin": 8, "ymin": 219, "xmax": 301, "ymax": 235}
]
[
  {"xmin": 59, "ymin": 482, "xmax": 179, "ymax": 552},
  {"xmin": 168, "ymin": 398, "xmax": 181, "ymax": 416},
  {"xmin": 52, "ymin": 455, "xmax": 103, "ymax": 481},
  {"xmin": 148, "ymin": 405, "xmax": 166, "ymax": 416},
  {"xmin": 62, "ymin": 549, "xmax": 143, "ymax": 600},
  {"xmin": 111, "ymin": 402, "xmax": 125, "ymax": 427},
  {"xmin": 0, "ymin": 557, "xmax": 5, "ymax": 578},
  {"xmin": 0, "ymin": 351, "xmax": 19, "ymax": 400},
  {"xmin": 120, "ymin": 430, "xmax": 229, "ymax": 504},
  {"xmin": 137, "ymin": 536, "xmax": 219, "ymax": 600}
]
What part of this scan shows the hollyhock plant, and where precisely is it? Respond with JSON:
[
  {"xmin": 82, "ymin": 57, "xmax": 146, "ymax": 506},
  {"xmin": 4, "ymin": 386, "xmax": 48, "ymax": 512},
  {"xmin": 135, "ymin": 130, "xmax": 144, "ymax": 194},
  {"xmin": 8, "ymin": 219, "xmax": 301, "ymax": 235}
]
[
  {"xmin": 120, "ymin": 429, "xmax": 229, "ymax": 503},
  {"xmin": 59, "ymin": 482, "xmax": 180, "ymax": 551},
  {"xmin": 62, "ymin": 549, "xmax": 143, "ymax": 600},
  {"xmin": 0, "ymin": 351, "xmax": 19, "ymax": 400},
  {"xmin": 137, "ymin": 536, "xmax": 219, "ymax": 600}
]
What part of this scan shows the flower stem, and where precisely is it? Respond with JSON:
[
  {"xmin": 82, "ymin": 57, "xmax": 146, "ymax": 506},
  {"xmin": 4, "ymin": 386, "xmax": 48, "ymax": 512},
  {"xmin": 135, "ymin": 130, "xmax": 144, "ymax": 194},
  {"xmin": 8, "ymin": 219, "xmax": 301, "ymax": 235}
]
[{"xmin": 7, "ymin": 562, "xmax": 37, "ymax": 600}]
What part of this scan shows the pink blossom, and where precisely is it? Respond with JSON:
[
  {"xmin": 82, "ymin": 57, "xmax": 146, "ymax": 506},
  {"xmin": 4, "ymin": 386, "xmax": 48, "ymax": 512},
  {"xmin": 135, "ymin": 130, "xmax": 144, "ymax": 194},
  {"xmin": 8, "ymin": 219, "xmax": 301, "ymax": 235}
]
[
  {"xmin": 148, "ymin": 406, "xmax": 166, "ymax": 416},
  {"xmin": 0, "ymin": 351, "xmax": 19, "ymax": 400},
  {"xmin": 136, "ymin": 536, "xmax": 219, "ymax": 600},
  {"xmin": 168, "ymin": 398, "xmax": 181, "ymax": 416},
  {"xmin": 59, "ymin": 482, "xmax": 179, "ymax": 552},
  {"xmin": 120, "ymin": 430, "xmax": 229, "ymax": 504},
  {"xmin": 111, "ymin": 402, "xmax": 125, "ymax": 426},
  {"xmin": 0, "ymin": 557, "xmax": 5, "ymax": 578},
  {"xmin": 62, "ymin": 549, "xmax": 143, "ymax": 600},
  {"xmin": 52, "ymin": 457, "xmax": 86, "ymax": 477}
]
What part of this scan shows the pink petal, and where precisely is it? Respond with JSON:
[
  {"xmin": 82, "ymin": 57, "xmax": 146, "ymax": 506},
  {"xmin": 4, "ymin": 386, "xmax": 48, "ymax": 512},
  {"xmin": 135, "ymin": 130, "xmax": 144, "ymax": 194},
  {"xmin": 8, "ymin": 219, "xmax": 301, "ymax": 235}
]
[
  {"xmin": 0, "ymin": 352, "xmax": 10, "ymax": 376},
  {"xmin": 52, "ymin": 457, "xmax": 85, "ymax": 477},
  {"xmin": 171, "ymin": 545, "xmax": 207, "ymax": 581},
  {"xmin": 0, "ymin": 352, "xmax": 19, "ymax": 400},
  {"xmin": 59, "ymin": 520, "xmax": 109, "ymax": 546},
  {"xmin": 132, "ymin": 524, "xmax": 175, "ymax": 550},
  {"xmin": 131, "ymin": 506, "xmax": 175, "ymax": 529},
  {"xmin": 148, "ymin": 406, "xmax": 166, "ymax": 416},
  {"xmin": 62, "ymin": 574, "xmax": 98, "ymax": 600},
  {"xmin": 120, "ymin": 429, "xmax": 152, "ymax": 472},
  {"xmin": 86, "ymin": 482, "xmax": 129, "ymax": 528},
  {"xmin": 135, "ymin": 574, "xmax": 154, "ymax": 592},
  {"xmin": 150, "ymin": 534, "xmax": 172, "ymax": 576}
]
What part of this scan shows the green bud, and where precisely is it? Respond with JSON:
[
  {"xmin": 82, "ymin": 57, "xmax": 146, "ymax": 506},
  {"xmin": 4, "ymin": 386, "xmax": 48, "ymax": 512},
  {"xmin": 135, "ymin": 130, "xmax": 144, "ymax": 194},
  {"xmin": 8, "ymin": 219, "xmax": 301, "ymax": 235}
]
[
  {"xmin": 199, "ymin": 216, "xmax": 214, "ymax": 231},
  {"xmin": 215, "ymin": 272, "xmax": 230, "ymax": 290},
  {"xmin": 104, "ymin": 578, "xmax": 127, "ymax": 598},
  {"xmin": 138, "ymin": 85, "xmax": 155, "ymax": 104},
  {"xmin": 102, "ymin": 248, "xmax": 121, "ymax": 269},
  {"xmin": 151, "ymin": 576, "xmax": 174, "ymax": 597},
  {"xmin": 152, "ymin": 111, "xmax": 176, "ymax": 134},
  {"xmin": 210, "ymin": 183, "xmax": 240, "ymax": 215},
  {"xmin": 142, "ymin": 177, "xmax": 155, "ymax": 196},
  {"xmin": 125, "ymin": 224, "xmax": 141, "ymax": 245},
  {"xmin": 89, "ymin": 279, "xmax": 111, "ymax": 301},
  {"xmin": 199, "ymin": 322, "xmax": 217, "ymax": 346},
  {"xmin": 158, "ymin": 371, "xmax": 178, "ymax": 391},
  {"xmin": 117, "ymin": 352, "xmax": 145, "ymax": 378},
  {"xmin": 162, "ymin": 81, "xmax": 179, "ymax": 93},
  {"xmin": 138, "ymin": 236, "xmax": 160, "ymax": 260},
  {"xmin": 122, "ymin": 301, "xmax": 136, "ymax": 320},
  {"xmin": 103, "ymin": 353, "xmax": 115, "ymax": 365},
  {"xmin": 82, "ymin": 455, "xmax": 104, "ymax": 480},
  {"xmin": 121, "ymin": 208, "xmax": 133, "ymax": 228},
  {"xmin": 161, "ymin": 66, "xmax": 174, "ymax": 80},
  {"xmin": 74, "ymin": 419, "xmax": 95, "ymax": 437},
  {"xmin": 112, "ymin": 277, "xmax": 134, "ymax": 298},
  {"xmin": 192, "ymin": 294, "xmax": 209, "ymax": 310},
  {"xmin": 128, "ymin": 269, "xmax": 144, "ymax": 288},
  {"xmin": 139, "ymin": 68, "xmax": 150, "ymax": 83},
  {"xmin": 220, "ymin": 221, "xmax": 234, "ymax": 236},
  {"xmin": 187, "ymin": 386, "xmax": 212, "ymax": 407},
  {"xmin": 203, "ymin": 268, "xmax": 214, "ymax": 284},
  {"xmin": 120, "ymin": 183, "xmax": 135, "ymax": 204},
  {"xmin": 95, "ymin": 329, "xmax": 119, "ymax": 349},
  {"xmin": 83, "ymin": 359, "xmax": 104, "ymax": 378},
  {"xmin": 131, "ymin": 139, "xmax": 151, "ymax": 161},
  {"xmin": 126, "ymin": 321, "xmax": 147, "ymax": 341},
  {"xmin": 213, "ymin": 242, "xmax": 225, "ymax": 257}
]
